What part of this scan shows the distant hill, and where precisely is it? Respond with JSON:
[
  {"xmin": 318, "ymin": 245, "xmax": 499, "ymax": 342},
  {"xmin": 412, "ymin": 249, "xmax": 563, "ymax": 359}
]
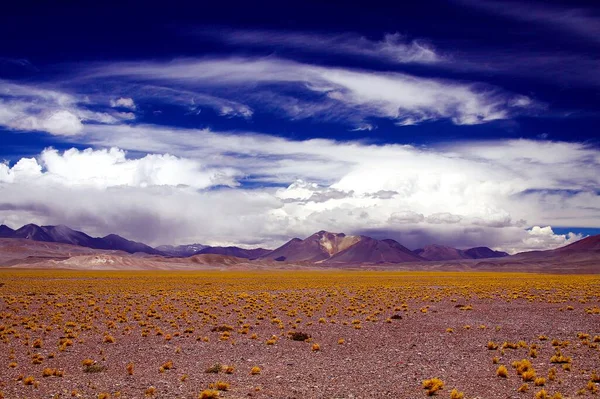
[
  {"xmin": 511, "ymin": 234, "xmax": 600, "ymax": 263},
  {"xmin": 155, "ymin": 243, "xmax": 207, "ymax": 257},
  {"xmin": 260, "ymin": 230, "xmax": 424, "ymax": 264},
  {"xmin": 259, "ymin": 231, "xmax": 361, "ymax": 262},
  {"xmin": 196, "ymin": 246, "xmax": 271, "ymax": 260},
  {"xmin": 414, "ymin": 244, "xmax": 508, "ymax": 261},
  {"xmin": 464, "ymin": 247, "xmax": 508, "ymax": 259},
  {"xmin": 324, "ymin": 237, "xmax": 424, "ymax": 264},
  {"xmin": 0, "ymin": 224, "xmax": 163, "ymax": 255},
  {"xmin": 0, "ymin": 223, "xmax": 596, "ymax": 270}
]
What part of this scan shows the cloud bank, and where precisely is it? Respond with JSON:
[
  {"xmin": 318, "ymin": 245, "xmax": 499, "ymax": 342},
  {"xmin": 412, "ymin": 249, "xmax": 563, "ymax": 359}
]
[{"xmin": 1, "ymin": 129, "xmax": 597, "ymax": 251}]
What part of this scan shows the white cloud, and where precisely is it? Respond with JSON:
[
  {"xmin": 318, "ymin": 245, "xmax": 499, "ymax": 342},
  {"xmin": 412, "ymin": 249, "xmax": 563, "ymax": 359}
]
[
  {"xmin": 389, "ymin": 211, "xmax": 425, "ymax": 224},
  {"xmin": 110, "ymin": 97, "xmax": 136, "ymax": 109},
  {"xmin": 0, "ymin": 147, "xmax": 240, "ymax": 189},
  {"xmin": 90, "ymin": 57, "xmax": 533, "ymax": 126},
  {"xmin": 1, "ymin": 126, "xmax": 598, "ymax": 251},
  {"xmin": 503, "ymin": 226, "xmax": 584, "ymax": 254},
  {"xmin": 0, "ymin": 81, "xmax": 136, "ymax": 136},
  {"xmin": 426, "ymin": 213, "xmax": 462, "ymax": 224},
  {"xmin": 203, "ymin": 29, "xmax": 441, "ymax": 64},
  {"xmin": 6, "ymin": 107, "xmax": 84, "ymax": 136}
]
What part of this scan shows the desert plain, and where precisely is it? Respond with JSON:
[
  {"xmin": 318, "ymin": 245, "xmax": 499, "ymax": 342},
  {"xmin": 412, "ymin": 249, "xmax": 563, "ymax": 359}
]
[{"xmin": 0, "ymin": 270, "xmax": 598, "ymax": 399}]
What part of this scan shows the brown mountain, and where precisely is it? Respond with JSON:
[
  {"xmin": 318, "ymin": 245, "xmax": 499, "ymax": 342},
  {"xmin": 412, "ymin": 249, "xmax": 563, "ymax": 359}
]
[
  {"xmin": 464, "ymin": 247, "xmax": 509, "ymax": 259},
  {"xmin": 554, "ymin": 234, "xmax": 600, "ymax": 252},
  {"xmin": 1, "ymin": 224, "xmax": 163, "ymax": 255},
  {"xmin": 259, "ymin": 231, "xmax": 361, "ymax": 262},
  {"xmin": 155, "ymin": 243, "xmax": 207, "ymax": 257},
  {"xmin": 260, "ymin": 231, "xmax": 424, "ymax": 264},
  {"xmin": 325, "ymin": 238, "xmax": 424, "ymax": 264},
  {"xmin": 511, "ymin": 234, "xmax": 600, "ymax": 262},
  {"xmin": 196, "ymin": 246, "xmax": 271, "ymax": 260},
  {"xmin": 414, "ymin": 245, "xmax": 469, "ymax": 261},
  {"xmin": 0, "ymin": 225, "xmax": 16, "ymax": 238},
  {"xmin": 414, "ymin": 244, "xmax": 508, "ymax": 261}
]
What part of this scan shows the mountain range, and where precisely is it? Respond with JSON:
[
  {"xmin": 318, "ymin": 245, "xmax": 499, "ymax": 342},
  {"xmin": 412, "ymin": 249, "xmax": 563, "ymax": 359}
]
[
  {"xmin": 0, "ymin": 223, "xmax": 511, "ymax": 263},
  {"xmin": 0, "ymin": 223, "xmax": 598, "ymax": 272},
  {"xmin": 0, "ymin": 224, "xmax": 162, "ymax": 255},
  {"xmin": 414, "ymin": 244, "xmax": 508, "ymax": 261}
]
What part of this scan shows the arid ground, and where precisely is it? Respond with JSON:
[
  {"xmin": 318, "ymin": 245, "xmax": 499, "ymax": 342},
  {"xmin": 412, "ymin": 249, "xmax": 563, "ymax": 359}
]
[{"xmin": 0, "ymin": 270, "xmax": 599, "ymax": 399}]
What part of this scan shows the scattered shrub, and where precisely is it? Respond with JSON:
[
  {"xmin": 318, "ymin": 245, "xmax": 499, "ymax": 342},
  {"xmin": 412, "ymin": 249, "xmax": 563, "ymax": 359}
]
[
  {"xmin": 422, "ymin": 378, "xmax": 444, "ymax": 396},
  {"xmin": 497, "ymin": 365, "xmax": 508, "ymax": 378}
]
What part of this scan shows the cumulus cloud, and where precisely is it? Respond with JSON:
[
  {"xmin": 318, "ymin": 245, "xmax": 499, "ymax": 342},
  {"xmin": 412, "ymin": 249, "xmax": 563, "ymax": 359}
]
[
  {"xmin": 503, "ymin": 226, "xmax": 584, "ymax": 254},
  {"xmin": 90, "ymin": 57, "xmax": 533, "ymax": 126},
  {"xmin": 425, "ymin": 213, "xmax": 462, "ymax": 224},
  {"xmin": 0, "ymin": 147, "xmax": 240, "ymax": 189},
  {"xmin": 1, "ymin": 125, "xmax": 597, "ymax": 251},
  {"xmin": 389, "ymin": 211, "xmax": 425, "ymax": 224}
]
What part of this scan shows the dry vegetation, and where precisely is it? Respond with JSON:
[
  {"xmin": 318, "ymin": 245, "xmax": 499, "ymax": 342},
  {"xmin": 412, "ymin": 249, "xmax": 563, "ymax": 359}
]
[{"xmin": 0, "ymin": 270, "xmax": 598, "ymax": 398}]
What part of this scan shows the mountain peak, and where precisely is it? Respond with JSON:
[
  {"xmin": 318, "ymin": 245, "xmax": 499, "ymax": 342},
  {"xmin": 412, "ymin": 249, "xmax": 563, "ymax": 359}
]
[{"xmin": 0, "ymin": 224, "xmax": 15, "ymax": 238}]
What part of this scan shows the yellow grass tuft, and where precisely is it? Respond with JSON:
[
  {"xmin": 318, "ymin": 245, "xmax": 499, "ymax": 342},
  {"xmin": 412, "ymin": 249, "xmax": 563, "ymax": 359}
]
[
  {"xmin": 497, "ymin": 365, "xmax": 509, "ymax": 378},
  {"xmin": 215, "ymin": 381, "xmax": 230, "ymax": 391},
  {"xmin": 517, "ymin": 383, "xmax": 529, "ymax": 393},
  {"xmin": 198, "ymin": 390, "xmax": 219, "ymax": 399},
  {"xmin": 422, "ymin": 378, "xmax": 444, "ymax": 396}
]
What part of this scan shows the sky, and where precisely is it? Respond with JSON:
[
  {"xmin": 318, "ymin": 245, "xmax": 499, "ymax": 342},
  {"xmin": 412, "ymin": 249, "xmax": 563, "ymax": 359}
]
[{"xmin": 0, "ymin": 0, "xmax": 599, "ymax": 253}]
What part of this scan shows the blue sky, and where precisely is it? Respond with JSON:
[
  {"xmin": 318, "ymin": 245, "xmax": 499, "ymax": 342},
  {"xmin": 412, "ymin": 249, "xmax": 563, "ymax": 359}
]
[{"xmin": 0, "ymin": 0, "xmax": 598, "ymax": 251}]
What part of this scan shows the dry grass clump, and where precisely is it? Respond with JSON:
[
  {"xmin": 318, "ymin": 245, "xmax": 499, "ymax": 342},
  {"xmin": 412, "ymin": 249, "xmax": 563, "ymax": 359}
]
[
  {"xmin": 42, "ymin": 367, "xmax": 63, "ymax": 377},
  {"xmin": 250, "ymin": 366, "xmax": 261, "ymax": 375},
  {"xmin": 422, "ymin": 378, "xmax": 444, "ymax": 395},
  {"xmin": 497, "ymin": 365, "xmax": 509, "ymax": 378},
  {"xmin": 205, "ymin": 363, "xmax": 222, "ymax": 374},
  {"xmin": 223, "ymin": 365, "xmax": 235, "ymax": 374},
  {"xmin": 550, "ymin": 352, "xmax": 571, "ymax": 364},
  {"xmin": 211, "ymin": 325, "xmax": 233, "ymax": 332},
  {"xmin": 535, "ymin": 390, "xmax": 550, "ymax": 399},
  {"xmin": 449, "ymin": 388, "xmax": 464, "ymax": 399},
  {"xmin": 517, "ymin": 383, "xmax": 529, "ymax": 393},
  {"xmin": 522, "ymin": 370, "xmax": 537, "ymax": 382},
  {"xmin": 22, "ymin": 376, "xmax": 35, "ymax": 385},
  {"xmin": 535, "ymin": 377, "xmax": 546, "ymax": 386},
  {"xmin": 159, "ymin": 360, "xmax": 174, "ymax": 372},
  {"xmin": 215, "ymin": 381, "xmax": 230, "ymax": 391},
  {"xmin": 127, "ymin": 362, "xmax": 134, "ymax": 375},
  {"xmin": 512, "ymin": 359, "xmax": 533, "ymax": 375},
  {"xmin": 103, "ymin": 334, "xmax": 116, "ymax": 344},
  {"xmin": 198, "ymin": 389, "xmax": 220, "ymax": 399},
  {"xmin": 311, "ymin": 343, "xmax": 321, "ymax": 351}
]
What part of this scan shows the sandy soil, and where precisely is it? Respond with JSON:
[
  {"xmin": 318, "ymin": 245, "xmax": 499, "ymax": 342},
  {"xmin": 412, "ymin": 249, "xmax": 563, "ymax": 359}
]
[{"xmin": 0, "ymin": 270, "xmax": 598, "ymax": 399}]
